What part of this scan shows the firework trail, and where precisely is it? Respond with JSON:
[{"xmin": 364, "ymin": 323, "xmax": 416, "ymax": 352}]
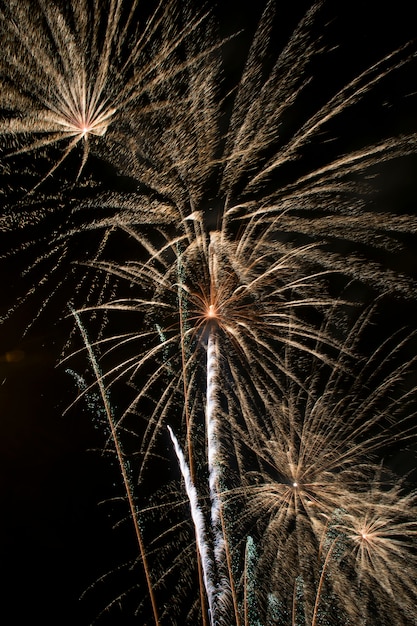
[
  {"xmin": 71, "ymin": 309, "xmax": 161, "ymax": 626},
  {"xmin": 205, "ymin": 331, "xmax": 225, "ymax": 573},
  {"xmin": 168, "ymin": 424, "xmax": 217, "ymax": 626},
  {"xmin": 205, "ymin": 327, "xmax": 240, "ymax": 626}
]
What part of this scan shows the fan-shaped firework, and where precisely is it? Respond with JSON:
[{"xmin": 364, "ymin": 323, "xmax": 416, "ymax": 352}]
[
  {"xmin": 0, "ymin": 0, "xmax": 215, "ymax": 188},
  {"xmin": 225, "ymin": 312, "xmax": 417, "ymax": 625},
  {"xmin": 2, "ymin": 0, "xmax": 417, "ymax": 340}
]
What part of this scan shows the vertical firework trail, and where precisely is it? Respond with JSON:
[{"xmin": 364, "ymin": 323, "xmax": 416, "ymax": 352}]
[
  {"xmin": 205, "ymin": 239, "xmax": 242, "ymax": 626},
  {"xmin": 205, "ymin": 328, "xmax": 238, "ymax": 626},
  {"xmin": 71, "ymin": 309, "xmax": 161, "ymax": 626}
]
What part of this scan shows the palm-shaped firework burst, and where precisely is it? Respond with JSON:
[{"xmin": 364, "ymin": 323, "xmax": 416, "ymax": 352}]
[
  {"xmin": 1, "ymin": 2, "xmax": 417, "ymax": 626},
  {"xmin": 75, "ymin": 212, "xmax": 339, "ymax": 471}
]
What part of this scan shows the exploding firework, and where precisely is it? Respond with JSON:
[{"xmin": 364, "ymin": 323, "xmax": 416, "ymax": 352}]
[
  {"xmin": 73, "ymin": 213, "xmax": 342, "ymax": 475},
  {"xmin": 2, "ymin": 0, "xmax": 417, "ymax": 341},
  {"xmin": 1, "ymin": 2, "xmax": 417, "ymax": 626},
  {"xmin": 0, "ymin": 0, "xmax": 220, "ymax": 336},
  {"xmin": 332, "ymin": 483, "xmax": 417, "ymax": 625},
  {"xmin": 223, "ymin": 311, "xmax": 417, "ymax": 625},
  {"xmin": 0, "ymin": 0, "xmax": 216, "ymax": 188}
]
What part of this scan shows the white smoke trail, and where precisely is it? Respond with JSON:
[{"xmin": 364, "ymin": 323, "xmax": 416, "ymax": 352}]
[
  {"xmin": 205, "ymin": 328, "xmax": 235, "ymax": 624},
  {"xmin": 206, "ymin": 329, "xmax": 223, "ymax": 558},
  {"xmin": 167, "ymin": 425, "xmax": 216, "ymax": 625}
]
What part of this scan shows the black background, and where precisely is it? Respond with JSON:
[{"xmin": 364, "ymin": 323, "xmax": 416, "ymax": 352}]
[{"xmin": 1, "ymin": 1, "xmax": 417, "ymax": 624}]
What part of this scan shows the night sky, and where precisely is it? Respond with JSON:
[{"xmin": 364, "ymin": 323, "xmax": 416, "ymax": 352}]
[{"xmin": 1, "ymin": 1, "xmax": 417, "ymax": 625}]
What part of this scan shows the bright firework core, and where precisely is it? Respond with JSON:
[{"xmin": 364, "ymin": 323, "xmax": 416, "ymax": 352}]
[
  {"xmin": 206, "ymin": 304, "xmax": 218, "ymax": 319},
  {"xmin": 54, "ymin": 94, "xmax": 116, "ymax": 140},
  {"xmin": 66, "ymin": 110, "xmax": 112, "ymax": 138}
]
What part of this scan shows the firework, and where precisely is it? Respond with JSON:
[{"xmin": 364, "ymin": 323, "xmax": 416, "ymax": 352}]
[
  {"xmin": 168, "ymin": 424, "xmax": 217, "ymax": 625},
  {"xmin": 69, "ymin": 212, "xmax": 345, "ymax": 625},
  {"xmin": 1, "ymin": 2, "xmax": 417, "ymax": 626},
  {"xmin": 333, "ymin": 483, "xmax": 417, "ymax": 625},
  {"xmin": 2, "ymin": 0, "xmax": 417, "ymax": 340},
  {"xmin": 0, "ymin": 0, "xmax": 219, "ymax": 336},
  {"xmin": 0, "ymin": 0, "xmax": 216, "ymax": 189},
  {"xmin": 74, "ymin": 214, "xmax": 342, "ymax": 475},
  {"xmin": 98, "ymin": 0, "xmax": 417, "ymax": 294},
  {"xmin": 226, "ymin": 311, "xmax": 417, "ymax": 625}
]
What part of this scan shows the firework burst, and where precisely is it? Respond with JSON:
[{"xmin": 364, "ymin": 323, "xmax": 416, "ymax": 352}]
[
  {"xmin": 74, "ymin": 213, "xmax": 341, "ymax": 471},
  {"xmin": 0, "ymin": 0, "xmax": 220, "ymax": 336},
  {"xmin": 225, "ymin": 310, "xmax": 417, "ymax": 625},
  {"xmin": 2, "ymin": 0, "xmax": 417, "ymax": 339},
  {"xmin": 0, "ymin": 0, "xmax": 215, "ymax": 189},
  {"xmin": 1, "ymin": 2, "xmax": 417, "ymax": 626}
]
